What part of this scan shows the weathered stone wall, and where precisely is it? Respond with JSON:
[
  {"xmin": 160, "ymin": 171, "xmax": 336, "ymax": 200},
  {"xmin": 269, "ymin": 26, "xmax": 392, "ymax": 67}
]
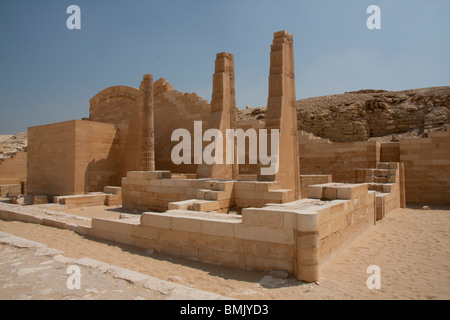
[
  {"xmin": 238, "ymin": 86, "xmax": 450, "ymax": 142},
  {"xmin": 27, "ymin": 120, "xmax": 77, "ymax": 196},
  {"xmin": 74, "ymin": 120, "xmax": 120, "ymax": 193},
  {"xmin": 122, "ymin": 172, "xmax": 294, "ymax": 213},
  {"xmin": 27, "ymin": 120, "xmax": 119, "ymax": 196},
  {"xmin": 298, "ymin": 129, "xmax": 449, "ymax": 205},
  {"xmin": 298, "ymin": 131, "xmax": 380, "ymax": 183},
  {"xmin": 400, "ymin": 131, "xmax": 450, "ymax": 205},
  {"xmin": 0, "ymin": 151, "xmax": 26, "ymax": 185},
  {"xmin": 154, "ymin": 89, "xmax": 211, "ymax": 174},
  {"xmin": 89, "ymin": 84, "xmax": 147, "ymax": 177}
]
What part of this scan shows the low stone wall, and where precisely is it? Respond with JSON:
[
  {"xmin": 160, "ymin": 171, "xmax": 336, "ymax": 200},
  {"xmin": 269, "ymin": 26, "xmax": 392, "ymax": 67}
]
[
  {"xmin": 54, "ymin": 186, "xmax": 122, "ymax": 208},
  {"xmin": 298, "ymin": 129, "xmax": 449, "ymax": 205},
  {"xmin": 0, "ymin": 184, "xmax": 22, "ymax": 197},
  {"xmin": 0, "ymin": 166, "xmax": 404, "ymax": 282},
  {"xmin": 356, "ymin": 162, "xmax": 405, "ymax": 219},
  {"xmin": 122, "ymin": 171, "xmax": 295, "ymax": 212},
  {"xmin": 400, "ymin": 131, "xmax": 450, "ymax": 205},
  {"xmin": 0, "ymin": 151, "xmax": 27, "ymax": 185},
  {"xmin": 298, "ymin": 131, "xmax": 380, "ymax": 183},
  {"xmin": 91, "ymin": 181, "xmax": 381, "ymax": 282}
]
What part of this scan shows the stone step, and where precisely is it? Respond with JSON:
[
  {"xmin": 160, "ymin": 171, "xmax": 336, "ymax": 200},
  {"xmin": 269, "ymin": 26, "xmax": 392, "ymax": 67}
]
[
  {"xmin": 367, "ymin": 183, "xmax": 394, "ymax": 193},
  {"xmin": 53, "ymin": 193, "xmax": 107, "ymax": 208},
  {"xmin": 196, "ymin": 189, "xmax": 232, "ymax": 201},
  {"xmin": 168, "ymin": 199, "xmax": 199, "ymax": 210},
  {"xmin": 356, "ymin": 168, "xmax": 398, "ymax": 183},
  {"xmin": 192, "ymin": 200, "xmax": 221, "ymax": 212}
]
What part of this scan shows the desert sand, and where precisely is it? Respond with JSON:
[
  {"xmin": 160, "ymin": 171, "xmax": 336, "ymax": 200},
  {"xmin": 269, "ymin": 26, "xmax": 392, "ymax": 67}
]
[{"xmin": 0, "ymin": 205, "xmax": 449, "ymax": 300}]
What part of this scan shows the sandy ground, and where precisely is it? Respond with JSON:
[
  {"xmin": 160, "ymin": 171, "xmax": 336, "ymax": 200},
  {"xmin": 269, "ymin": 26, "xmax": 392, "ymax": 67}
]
[{"xmin": 0, "ymin": 206, "xmax": 449, "ymax": 300}]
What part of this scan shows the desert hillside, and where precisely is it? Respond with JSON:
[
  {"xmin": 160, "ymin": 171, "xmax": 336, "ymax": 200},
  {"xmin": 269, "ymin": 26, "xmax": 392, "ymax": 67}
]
[
  {"xmin": 238, "ymin": 86, "xmax": 450, "ymax": 142},
  {"xmin": 1, "ymin": 87, "xmax": 449, "ymax": 159},
  {"xmin": 0, "ymin": 132, "xmax": 27, "ymax": 160}
]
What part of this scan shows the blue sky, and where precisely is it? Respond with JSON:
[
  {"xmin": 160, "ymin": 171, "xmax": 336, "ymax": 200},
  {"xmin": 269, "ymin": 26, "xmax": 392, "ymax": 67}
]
[{"xmin": 0, "ymin": 0, "xmax": 449, "ymax": 134}]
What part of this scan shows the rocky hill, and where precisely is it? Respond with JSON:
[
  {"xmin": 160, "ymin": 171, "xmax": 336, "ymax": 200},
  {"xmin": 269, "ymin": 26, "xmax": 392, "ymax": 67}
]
[
  {"xmin": 0, "ymin": 132, "xmax": 27, "ymax": 160},
  {"xmin": 238, "ymin": 86, "xmax": 450, "ymax": 142},
  {"xmin": 1, "ymin": 87, "xmax": 449, "ymax": 158}
]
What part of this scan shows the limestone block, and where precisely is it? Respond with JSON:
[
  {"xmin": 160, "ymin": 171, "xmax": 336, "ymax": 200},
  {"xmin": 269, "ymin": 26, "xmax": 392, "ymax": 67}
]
[
  {"xmin": 201, "ymin": 219, "xmax": 236, "ymax": 237},
  {"xmin": 375, "ymin": 169, "xmax": 390, "ymax": 177},
  {"xmin": 336, "ymin": 184, "xmax": 368, "ymax": 200},
  {"xmin": 91, "ymin": 218, "xmax": 135, "ymax": 235},
  {"xmin": 322, "ymin": 185, "xmax": 338, "ymax": 200},
  {"xmin": 127, "ymin": 171, "xmax": 171, "ymax": 180},
  {"xmin": 167, "ymin": 199, "xmax": 197, "ymax": 210},
  {"xmin": 254, "ymin": 181, "xmax": 281, "ymax": 192},
  {"xmin": 0, "ymin": 184, "xmax": 22, "ymax": 197},
  {"xmin": 377, "ymin": 162, "xmax": 390, "ymax": 169},
  {"xmin": 131, "ymin": 225, "xmax": 159, "ymax": 241},
  {"xmin": 319, "ymin": 221, "xmax": 331, "ymax": 239},
  {"xmin": 234, "ymin": 224, "xmax": 294, "ymax": 244},
  {"xmin": 265, "ymin": 189, "xmax": 294, "ymax": 202},
  {"xmin": 212, "ymin": 181, "xmax": 235, "ymax": 191},
  {"xmin": 307, "ymin": 185, "xmax": 323, "ymax": 199},
  {"xmin": 389, "ymin": 169, "xmax": 398, "ymax": 176},
  {"xmin": 373, "ymin": 176, "xmax": 388, "ymax": 183},
  {"xmin": 204, "ymin": 190, "xmax": 232, "ymax": 201},
  {"xmin": 32, "ymin": 196, "xmax": 48, "ymax": 205},
  {"xmin": 140, "ymin": 213, "xmax": 171, "ymax": 229},
  {"xmin": 382, "ymin": 184, "xmax": 394, "ymax": 193},
  {"xmin": 330, "ymin": 214, "xmax": 347, "ymax": 234},
  {"xmin": 389, "ymin": 162, "xmax": 399, "ymax": 169},
  {"xmin": 104, "ymin": 186, "xmax": 122, "ymax": 194},
  {"xmin": 355, "ymin": 170, "xmax": 366, "ymax": 183},
  {"xmin": 296, "ymin": 232, "xmax": 319, "ymax": 249},
  {"xmin": 171, "ymin": 216, "xmax": 202, "ymax": 233},
  {"xmin": 196, "ymin": 189, "xmax": 208, "ymax": 199},
  {"xmin": 295, "ymin": 211, "xmax": 319, "ymax": 233},
  {"xmin": 295, "ymin": 264, "xmax": 319, "ymax": 283},
  {"xmin": 89, "ymin": 228, "xmax": 132, "ymax": 245},
  {"xmin": 242, "ymin": 208, "xmax": 284, "ymax": 228},
  {"xmin": 105, "ymin": 194, "xmax": 122, "ymax": 206},
  {"xmin": 159, "ymin": 229, "xmax": 192, "ymax": 246},
  {"xmin": 297, "ymin": 247, "xmax": 320, "ymax": 265},
  {"xmin": 317, "ymin": 207, "xmax": 330, "ymax": 225},
  {"xmin": 192, "ymin": 200, "xmax": 220, "ymax": 212},
  {"xmin": 42, "ymin": 218, "xmax": 68, "ymax": 229},
  {"xmin": 234, "ymin": 181, "xmax": 257, "ymax": 191}
]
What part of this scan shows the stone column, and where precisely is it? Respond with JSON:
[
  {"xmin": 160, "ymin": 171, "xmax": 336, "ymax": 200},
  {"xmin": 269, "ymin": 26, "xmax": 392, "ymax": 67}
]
[
  {"xmin": 257, "ymin": 31, "xmax": 300, "ymax": 199},
  {"xmin": 197, "ymin": 52, "xmax": 238, "ymax": 180},
  {"xmin": 139, "ymin": 74, "xmax": 155, "ymax": 171}
]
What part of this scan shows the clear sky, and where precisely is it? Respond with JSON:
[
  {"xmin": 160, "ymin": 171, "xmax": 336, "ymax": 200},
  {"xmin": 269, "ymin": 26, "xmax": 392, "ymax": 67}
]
[{"xmin": 0, "ymin": 0, "xmax": 449, "ymax": 134}]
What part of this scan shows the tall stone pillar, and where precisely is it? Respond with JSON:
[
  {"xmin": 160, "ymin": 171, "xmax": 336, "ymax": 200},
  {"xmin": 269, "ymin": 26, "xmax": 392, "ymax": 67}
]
[
  {"xmin": 197, "ymin": 52, "xmax": 238, "ymax": 180},
  {"xmin": 139, "ymin": 74, "xmax": 155, "ymax": 171},
  {"xmin": 257, "ymin": 31, "xmax": 300, "ymax": 199}
]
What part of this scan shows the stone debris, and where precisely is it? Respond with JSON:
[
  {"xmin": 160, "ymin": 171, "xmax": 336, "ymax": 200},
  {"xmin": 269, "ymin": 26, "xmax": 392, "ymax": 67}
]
[
  {"xmin": 258, "ymin": 275, "xmax": 288, "ymax": 289},
  {"xmin": 269, "ymin": 269, "xmax": 290, "ymax": 279}
]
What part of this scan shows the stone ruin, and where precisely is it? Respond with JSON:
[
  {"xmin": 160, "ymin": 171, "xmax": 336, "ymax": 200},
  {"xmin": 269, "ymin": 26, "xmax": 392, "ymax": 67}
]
[{"xmin": 1, "ymin": 30, "xmax": 449, "ymax": 282}]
